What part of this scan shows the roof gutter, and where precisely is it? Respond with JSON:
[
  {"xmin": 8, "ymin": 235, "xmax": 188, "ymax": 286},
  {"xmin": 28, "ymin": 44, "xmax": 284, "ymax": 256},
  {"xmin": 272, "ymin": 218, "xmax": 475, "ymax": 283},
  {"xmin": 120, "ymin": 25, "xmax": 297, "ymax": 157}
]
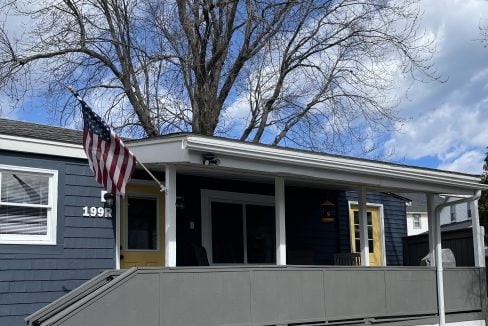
[
  {"xmin": 0, "ymin": 134, "xmax": 85, "ymax": 159},
  {"xmin": 433, "ymin": 190, "xmax": 482, "ymax": 326},
  {"xmin": 183, "ymin": 136, "xmax": 486, "ymax": 191}
]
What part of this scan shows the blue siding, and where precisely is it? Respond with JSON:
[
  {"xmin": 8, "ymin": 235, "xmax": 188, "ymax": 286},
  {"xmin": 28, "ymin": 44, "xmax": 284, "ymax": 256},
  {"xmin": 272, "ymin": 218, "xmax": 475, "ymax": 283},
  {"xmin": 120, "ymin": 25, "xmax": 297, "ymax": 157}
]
[
  {"xmin": 0, "ymin": 151, "xmax": 116, "ymax": 326},
  {"xmin": 285, "ymin": 187, "xmax": 338, "ymax": 265}
]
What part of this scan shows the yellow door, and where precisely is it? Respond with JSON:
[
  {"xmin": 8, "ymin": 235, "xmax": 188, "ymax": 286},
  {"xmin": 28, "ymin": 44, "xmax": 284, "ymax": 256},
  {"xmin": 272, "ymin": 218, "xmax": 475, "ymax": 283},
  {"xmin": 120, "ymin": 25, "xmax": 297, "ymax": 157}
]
[
  {"xmin": 349, "ymin": 206, "xmax": 383, "ymax": 266},
  {"xmin": 120, "ymin": 184, "xmax": 165, "ymax": 268}
]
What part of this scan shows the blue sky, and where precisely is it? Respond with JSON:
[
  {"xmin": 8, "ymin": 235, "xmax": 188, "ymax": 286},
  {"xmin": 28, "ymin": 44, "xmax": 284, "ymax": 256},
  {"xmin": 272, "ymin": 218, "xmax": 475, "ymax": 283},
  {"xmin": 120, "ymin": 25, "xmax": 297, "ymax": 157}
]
[{"xmin": 2, "ymin": 0, "xmax": 488, "ymax": 175}]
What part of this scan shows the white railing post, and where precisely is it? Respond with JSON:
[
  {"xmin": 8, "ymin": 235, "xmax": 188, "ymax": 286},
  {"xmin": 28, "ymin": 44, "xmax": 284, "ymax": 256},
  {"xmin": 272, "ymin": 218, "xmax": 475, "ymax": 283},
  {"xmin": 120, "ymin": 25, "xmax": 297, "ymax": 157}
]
[
  {"xmin": 275, "ymin": 176, "xmax": 286, "ymax": 265},
  {"xmin": 165, "ymin": 165, "xmax": 177, "ymax": 267},
  {"xmin": 358, "ymin": 187, "xmax": 369, "ymax": 266}
]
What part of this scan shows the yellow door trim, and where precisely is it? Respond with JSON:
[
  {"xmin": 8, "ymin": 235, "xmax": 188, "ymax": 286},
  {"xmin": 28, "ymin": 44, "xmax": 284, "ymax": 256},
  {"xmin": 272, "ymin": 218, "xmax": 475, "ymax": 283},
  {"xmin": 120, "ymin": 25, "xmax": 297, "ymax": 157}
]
[
  {"xmin": 120, "ymin": 184, "xmax": 165, "ymax": 268},
  {"xmin": 349, "ymin": 204, "xmax": 384, "ymax": 266}
]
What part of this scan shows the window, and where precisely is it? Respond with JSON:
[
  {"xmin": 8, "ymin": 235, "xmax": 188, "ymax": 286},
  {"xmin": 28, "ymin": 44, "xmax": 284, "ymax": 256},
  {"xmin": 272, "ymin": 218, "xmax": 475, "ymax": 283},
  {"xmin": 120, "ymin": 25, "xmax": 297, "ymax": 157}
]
[
  {"xmin": 413, "ymin": 214, "xmax": 421, "ymax": 229},
  {"xmin": 126, "ymin": 196, "xmax": 158, "ymax": 250},
  {"xmin": 352, "ymin": 211, "xmax": 374, "ymax": 253},
  {"xmin": 211, "ymin": 202, "xmax": 276, "ymax": 264},
  {"xmin": 201, "ymin": 190, "xmax": 276, "ymax": 265},
  {"xmin": 0, "ymin": 165, "xmax": 57, "ymax": 244},
  {"xmin": 467, "ymin": 203, "xmax": 472, "ymax": 219},
  {"xmin": 450, "ymin": 205, "xmax": 456, "ymax": 222}
]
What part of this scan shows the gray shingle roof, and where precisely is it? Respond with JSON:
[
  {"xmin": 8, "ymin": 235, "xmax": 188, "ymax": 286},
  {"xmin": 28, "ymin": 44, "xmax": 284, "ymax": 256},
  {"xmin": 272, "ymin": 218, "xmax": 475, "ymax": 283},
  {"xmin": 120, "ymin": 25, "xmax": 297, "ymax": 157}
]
[
  {"xmin": 0, "ymin": 118, "xmax": 83, "ymax": 144},
  {"xmin": 397, "ymin": 192, "xmax": 445, "ymax": 212}
]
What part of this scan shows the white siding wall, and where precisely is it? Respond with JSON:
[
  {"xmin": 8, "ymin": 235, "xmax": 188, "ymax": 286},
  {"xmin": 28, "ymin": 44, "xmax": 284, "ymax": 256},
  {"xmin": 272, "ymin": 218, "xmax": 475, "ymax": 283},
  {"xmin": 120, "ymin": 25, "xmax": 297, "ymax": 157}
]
[{"xmin": 406, "ymin": 212, "xmax": 429, "ymax": 236}]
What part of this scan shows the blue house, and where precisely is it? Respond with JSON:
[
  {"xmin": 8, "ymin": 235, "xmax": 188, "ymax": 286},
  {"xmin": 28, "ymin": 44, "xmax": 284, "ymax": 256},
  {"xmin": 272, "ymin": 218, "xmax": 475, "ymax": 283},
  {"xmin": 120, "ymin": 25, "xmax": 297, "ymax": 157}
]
[
  {"xmin": 0, "ymin": 119, "xmax": 116, "ymax": 325},
  {"xmin": 0, "ymin": 118, "xmax": 486, "ymax": 326}
]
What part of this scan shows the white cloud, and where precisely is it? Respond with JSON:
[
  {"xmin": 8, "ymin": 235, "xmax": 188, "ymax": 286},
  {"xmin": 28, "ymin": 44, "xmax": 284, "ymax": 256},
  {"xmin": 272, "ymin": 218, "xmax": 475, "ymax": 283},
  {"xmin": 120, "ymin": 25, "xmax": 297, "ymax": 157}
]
[
  {"xmin": 438, "ymin": 150, "xmax": 485, "ymax": 174},
  {"xmin": 385, "ymin": 103, "xmax": 488, "ymax": 160},
  {"xmin": 383, "ymin": 0, "xmax": 488, "ymax": 174}
]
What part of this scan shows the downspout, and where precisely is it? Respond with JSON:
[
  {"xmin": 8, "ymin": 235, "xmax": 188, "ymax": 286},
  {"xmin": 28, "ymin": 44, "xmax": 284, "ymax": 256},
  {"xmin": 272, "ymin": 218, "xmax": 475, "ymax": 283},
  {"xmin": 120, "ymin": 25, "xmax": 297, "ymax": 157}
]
[{"xmin": 434, "ymin": 190, "xmax": 482, "ymax": 326}]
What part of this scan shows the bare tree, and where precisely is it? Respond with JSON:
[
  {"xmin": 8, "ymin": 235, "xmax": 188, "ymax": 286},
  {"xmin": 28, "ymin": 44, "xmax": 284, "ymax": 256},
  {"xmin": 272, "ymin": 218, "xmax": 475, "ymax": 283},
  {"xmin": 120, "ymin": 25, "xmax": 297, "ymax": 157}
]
[{"xmin": 0, "ymin": 0, "xmax": 434, "ymax": 153}]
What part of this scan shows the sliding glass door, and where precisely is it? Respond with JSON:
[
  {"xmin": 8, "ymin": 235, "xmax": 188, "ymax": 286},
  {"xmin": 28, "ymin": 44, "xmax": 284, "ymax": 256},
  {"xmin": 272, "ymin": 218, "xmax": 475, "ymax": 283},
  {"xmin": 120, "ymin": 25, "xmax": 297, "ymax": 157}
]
[{"xmin": 202, "ymin": 190, "xmax": 276, "ymax": 265}]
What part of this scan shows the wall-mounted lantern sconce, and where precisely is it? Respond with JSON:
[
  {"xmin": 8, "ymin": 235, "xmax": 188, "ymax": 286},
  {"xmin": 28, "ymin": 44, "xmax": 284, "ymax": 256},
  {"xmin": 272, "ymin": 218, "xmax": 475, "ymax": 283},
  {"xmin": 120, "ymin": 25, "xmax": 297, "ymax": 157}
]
[
  {"xmin": 320, "ymin": 200, "xmax": 335, "ymax": 223},
  {"xmin": 103, "ymin": 192, "xmax": 115, "ymax": 208},
  {"xmin": 176, "ymin": 196, "xmax": 185, "ymax": 209}
]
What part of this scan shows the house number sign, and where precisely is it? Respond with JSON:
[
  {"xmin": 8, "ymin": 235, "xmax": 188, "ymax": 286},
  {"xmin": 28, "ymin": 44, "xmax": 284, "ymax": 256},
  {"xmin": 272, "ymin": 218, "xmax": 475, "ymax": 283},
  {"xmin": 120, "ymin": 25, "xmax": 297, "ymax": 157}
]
[{"xmin": 82, "ymin": 206, "xmax": 112, "ymax": 218}]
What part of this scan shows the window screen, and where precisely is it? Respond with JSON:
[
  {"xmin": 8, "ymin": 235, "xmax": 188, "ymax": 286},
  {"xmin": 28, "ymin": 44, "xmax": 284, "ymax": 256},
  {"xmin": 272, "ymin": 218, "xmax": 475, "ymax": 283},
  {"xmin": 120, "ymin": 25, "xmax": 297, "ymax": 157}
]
[{"xmin": 0, "ymin": 168, "xmax": 56, "ymax": 244}]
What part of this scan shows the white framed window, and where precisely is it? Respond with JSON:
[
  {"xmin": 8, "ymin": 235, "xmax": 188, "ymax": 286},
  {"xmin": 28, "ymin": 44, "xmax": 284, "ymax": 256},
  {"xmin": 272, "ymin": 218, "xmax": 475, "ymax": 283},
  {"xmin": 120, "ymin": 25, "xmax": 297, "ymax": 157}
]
[
  {"xmin": 413, "ymin": 214, "xmax": 421, "ymax": 229},
  {"xmin": 0, "ymin": 165, "xmax": 58, "ymax": 245},
  {"xmin": 450, "ymin": 205, "xmax": 456, "ymax": 222}
]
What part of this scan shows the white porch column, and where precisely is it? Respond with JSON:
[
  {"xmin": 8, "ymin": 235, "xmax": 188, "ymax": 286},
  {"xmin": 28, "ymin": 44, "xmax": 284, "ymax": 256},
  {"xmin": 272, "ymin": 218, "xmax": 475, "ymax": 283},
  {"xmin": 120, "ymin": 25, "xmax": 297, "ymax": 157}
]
[
  {"xmin": 426, "ymin": 193, "xmax": 436, "ymax": 266},
  {"xmin": 165, "ymin": 165, "xmax": 177, "ymax": 267},
  {"xmin": 471, "ymin": 200, "xmax": 485, "ymax": 267},
  {"xmin": 434, "ymin": 197, "xmax": 445, "ymax": 326},
  {"xmin": 115, "ymin": 195, "xmax": 121, "ymax": 270},
  {"xmin": 358, "ymin": 187, "xmax": 370, "ymax": 266},
  {"xmin": 275, "ymin": 176, "xmax": 286, "ymax": 265}
]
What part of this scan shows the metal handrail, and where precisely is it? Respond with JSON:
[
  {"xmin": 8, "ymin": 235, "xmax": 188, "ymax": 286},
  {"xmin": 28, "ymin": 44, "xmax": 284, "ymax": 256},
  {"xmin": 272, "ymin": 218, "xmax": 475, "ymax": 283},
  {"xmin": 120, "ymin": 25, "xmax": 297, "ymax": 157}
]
[{"xmin": 25, "ymin": 269, "xmax": 126, "ymax": 326}]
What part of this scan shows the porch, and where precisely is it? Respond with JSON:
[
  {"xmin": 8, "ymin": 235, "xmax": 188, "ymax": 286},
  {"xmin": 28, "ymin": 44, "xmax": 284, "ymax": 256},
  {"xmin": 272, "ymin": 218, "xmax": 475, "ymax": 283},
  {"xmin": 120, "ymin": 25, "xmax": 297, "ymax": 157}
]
[
  {"xmin": 135, "ymin": 173, "xmax": 406, "ymax": 268},
  {"xmin": 27, "ymin": 134, "xmax": 488, "ymax": 326}
]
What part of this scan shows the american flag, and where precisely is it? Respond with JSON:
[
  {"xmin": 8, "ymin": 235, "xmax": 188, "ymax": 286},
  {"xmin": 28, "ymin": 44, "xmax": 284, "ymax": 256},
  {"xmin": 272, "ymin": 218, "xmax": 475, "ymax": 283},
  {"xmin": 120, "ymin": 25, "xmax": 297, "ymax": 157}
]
[{"xmin": 72, "ymin": 91, "xmax": 136, "ymax": 197}]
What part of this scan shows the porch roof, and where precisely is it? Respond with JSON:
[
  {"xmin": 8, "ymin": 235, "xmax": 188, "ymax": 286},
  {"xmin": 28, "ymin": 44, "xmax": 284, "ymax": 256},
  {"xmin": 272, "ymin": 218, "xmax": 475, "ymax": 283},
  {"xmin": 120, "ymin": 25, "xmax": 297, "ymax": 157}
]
[{"xmin": 127, "ymin": 134, "xmax": 487, "ymax": 195}]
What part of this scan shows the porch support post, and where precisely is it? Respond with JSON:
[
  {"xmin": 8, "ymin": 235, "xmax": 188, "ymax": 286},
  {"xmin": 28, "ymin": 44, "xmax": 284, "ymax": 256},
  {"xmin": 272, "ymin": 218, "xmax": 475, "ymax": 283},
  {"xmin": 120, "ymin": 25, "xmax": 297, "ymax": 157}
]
[
  {"xmin": 275, "ymin": 176, "xmax": 286, "ymax": 265},
  {"xmin": 434, "ymin": 196, "xmax": 445, "ymax": 326},
  {"xmin": 426, "ymin": 193, "xmax": 436, "ymax": 266},
  {"xmin": 358, "ymin": 187, "xmax": 370, "ymax": 266},
  {"xmin": 165, "ymin": 165, "xmax": 177, "ymax": 267},
  {"xmin": 471, "ymin": 200, "xmax": 485, "ymax": 267},
  {"xmin": 115, "ymin": 195, "xmax": 121, "ymax": 270}
]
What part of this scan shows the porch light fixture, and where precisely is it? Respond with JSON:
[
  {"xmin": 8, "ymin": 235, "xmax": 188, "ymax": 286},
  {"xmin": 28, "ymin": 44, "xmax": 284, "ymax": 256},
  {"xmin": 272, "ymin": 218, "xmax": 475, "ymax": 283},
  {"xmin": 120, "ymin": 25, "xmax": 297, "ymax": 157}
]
[
  {"xmin": 202, "ymin": 153, "xmax": 220, "ymax": 166},
  {"xmin": 103, "ymin": 192, "xmax": 115, "ymax": 208},
  {"xmin": 176, "ymin": 196, "xmax": 185, "ymax": 209},
  {"xmin": 320, "ymin": 200, "xmax": 335, "ymax": 223}
]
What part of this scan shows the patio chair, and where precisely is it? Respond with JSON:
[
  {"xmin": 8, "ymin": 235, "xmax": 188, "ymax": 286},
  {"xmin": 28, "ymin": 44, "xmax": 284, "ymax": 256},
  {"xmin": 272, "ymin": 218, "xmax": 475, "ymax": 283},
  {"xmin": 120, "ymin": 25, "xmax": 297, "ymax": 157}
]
[{"xmin": 334, "ymin": 253, "xmax": 361, "ymax": 266}]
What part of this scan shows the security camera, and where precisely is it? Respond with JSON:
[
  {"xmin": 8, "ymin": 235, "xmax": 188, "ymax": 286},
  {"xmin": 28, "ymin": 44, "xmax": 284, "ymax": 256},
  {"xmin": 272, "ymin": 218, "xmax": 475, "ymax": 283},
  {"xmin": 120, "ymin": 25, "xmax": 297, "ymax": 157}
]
[{"xmin": 202, "ymin": 153, "xmax": 220, "ymax": 166}]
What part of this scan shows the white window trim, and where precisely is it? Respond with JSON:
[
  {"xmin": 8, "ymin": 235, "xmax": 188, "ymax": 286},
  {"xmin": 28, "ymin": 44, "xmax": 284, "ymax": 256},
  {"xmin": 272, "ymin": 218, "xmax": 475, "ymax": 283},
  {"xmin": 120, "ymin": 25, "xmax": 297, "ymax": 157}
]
[
  {"xmin": 450, "ymin": 205, "xmax": 456, "ymax": 222},
  {"xmin": 201, "ymin": 189, "xmax": 275, "ymax": 265},
  {"xmin": 0, "ymin": 164, "xmax": 58, "ymax": 245},
  {"xmin": 123, "ymin": 192, "xmax": 161, "ymax": 252},
  {"xmin": 347, "ymin": 201, "xmax": 387, "ymax": 266}
]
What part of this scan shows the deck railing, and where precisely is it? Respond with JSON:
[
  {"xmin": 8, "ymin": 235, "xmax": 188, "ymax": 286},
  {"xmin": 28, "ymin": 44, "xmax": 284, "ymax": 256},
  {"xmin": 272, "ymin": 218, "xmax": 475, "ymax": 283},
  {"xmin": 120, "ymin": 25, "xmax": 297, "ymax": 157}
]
[{"xmin": 26, "ymin": 266, "xmax": 487, "ymax": 326}]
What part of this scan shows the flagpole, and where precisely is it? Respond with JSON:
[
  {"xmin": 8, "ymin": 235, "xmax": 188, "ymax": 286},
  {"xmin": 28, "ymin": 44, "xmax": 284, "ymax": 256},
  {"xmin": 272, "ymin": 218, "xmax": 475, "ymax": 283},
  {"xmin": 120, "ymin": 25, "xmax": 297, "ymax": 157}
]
[
  {"xmin": 67, "ymin": 85, "xmax": 166, "ymax": 192},
  {"xmin": 136, "ymin": 160, "xmax": 167, "ymax": 192}
]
